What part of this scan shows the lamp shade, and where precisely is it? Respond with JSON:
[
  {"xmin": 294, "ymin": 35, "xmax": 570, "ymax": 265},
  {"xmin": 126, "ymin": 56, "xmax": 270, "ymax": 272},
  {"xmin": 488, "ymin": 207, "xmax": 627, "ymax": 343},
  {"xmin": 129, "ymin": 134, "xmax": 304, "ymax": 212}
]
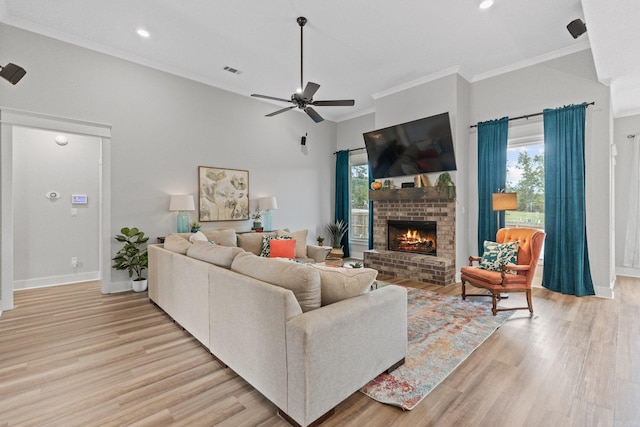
[
  {"xmin": 492, "ymin": 192, "xmax": 518, "ymax": 211},
  {"xmin": 169, "ymin": 195, "xmax": 195, "ymax": 211},
  {"xmin": 259, "ymin": 196, "xmax": 278, "ymax": 211}
]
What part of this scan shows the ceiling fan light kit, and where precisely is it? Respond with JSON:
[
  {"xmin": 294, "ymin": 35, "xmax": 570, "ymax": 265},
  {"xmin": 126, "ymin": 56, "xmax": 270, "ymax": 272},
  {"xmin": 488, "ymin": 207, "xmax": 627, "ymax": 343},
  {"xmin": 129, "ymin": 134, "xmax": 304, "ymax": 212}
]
[{"xmin": 251, "ymin": 17, "xmax": 354, "ymax": 123}]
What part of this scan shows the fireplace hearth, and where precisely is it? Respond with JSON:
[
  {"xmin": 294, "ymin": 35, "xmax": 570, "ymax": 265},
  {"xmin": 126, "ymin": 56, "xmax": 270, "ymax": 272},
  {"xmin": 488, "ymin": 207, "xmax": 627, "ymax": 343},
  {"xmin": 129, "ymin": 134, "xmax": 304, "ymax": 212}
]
[{"xmin": 387, "ymin": 220, "xmax": 437, "ymax": 256}]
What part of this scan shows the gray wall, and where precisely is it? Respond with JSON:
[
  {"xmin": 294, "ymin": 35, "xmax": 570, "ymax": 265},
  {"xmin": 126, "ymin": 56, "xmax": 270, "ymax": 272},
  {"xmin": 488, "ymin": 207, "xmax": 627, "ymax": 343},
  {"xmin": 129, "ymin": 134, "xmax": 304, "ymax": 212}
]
[{"xmin": 0, "ymin": 23, "xmax": 337, "ymax": 293}]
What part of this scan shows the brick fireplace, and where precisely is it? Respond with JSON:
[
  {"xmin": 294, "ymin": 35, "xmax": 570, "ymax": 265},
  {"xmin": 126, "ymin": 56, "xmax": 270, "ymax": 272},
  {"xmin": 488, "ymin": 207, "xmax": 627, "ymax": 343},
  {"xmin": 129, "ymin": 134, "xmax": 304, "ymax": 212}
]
[{"xmin": 364, "ymin": 187, "xmax": 456, "ymax": 286}]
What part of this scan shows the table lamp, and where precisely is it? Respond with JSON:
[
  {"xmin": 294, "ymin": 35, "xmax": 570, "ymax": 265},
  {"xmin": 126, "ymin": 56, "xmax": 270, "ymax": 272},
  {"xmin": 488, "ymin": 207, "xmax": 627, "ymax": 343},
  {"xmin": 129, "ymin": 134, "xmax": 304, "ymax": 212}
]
[
  {"xmin": 169, "ymin": 195, "xmax": 195, "ymax": 233},
  {"xmin": 259, "ymin": 196, "xmax": 278, "ymax": 231}
]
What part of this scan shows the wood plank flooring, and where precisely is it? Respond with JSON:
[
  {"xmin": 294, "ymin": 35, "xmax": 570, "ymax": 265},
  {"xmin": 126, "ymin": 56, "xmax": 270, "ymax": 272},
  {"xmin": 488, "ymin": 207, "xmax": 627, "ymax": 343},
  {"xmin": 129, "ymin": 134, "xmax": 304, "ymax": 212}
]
[{"xmin": 1, "ymin": 276, "xmax": 639, "ymax": 426}]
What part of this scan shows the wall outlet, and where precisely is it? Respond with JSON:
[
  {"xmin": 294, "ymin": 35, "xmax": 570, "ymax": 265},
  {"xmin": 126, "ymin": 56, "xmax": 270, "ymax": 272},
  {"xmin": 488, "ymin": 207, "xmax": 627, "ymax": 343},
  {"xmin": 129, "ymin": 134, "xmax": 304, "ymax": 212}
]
[{"xmin": 71, "ymin": 257, "xmax": 78, "ymax": 268}]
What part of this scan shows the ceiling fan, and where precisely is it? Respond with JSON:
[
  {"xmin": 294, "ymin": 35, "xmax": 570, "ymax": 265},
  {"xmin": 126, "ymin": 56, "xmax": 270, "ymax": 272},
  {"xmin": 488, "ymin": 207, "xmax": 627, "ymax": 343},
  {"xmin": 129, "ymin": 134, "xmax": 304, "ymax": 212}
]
[{"xmin": 251, "ymin": 17, "xmax": 355, "ymax": 123}]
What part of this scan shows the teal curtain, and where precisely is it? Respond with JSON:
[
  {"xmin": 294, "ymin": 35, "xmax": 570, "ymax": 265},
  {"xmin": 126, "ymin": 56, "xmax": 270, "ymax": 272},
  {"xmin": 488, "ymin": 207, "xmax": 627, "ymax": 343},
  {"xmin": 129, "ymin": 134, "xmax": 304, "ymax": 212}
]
[
  {"xmin": 543, "ymin": 104, "xmax": 594, "ymax": 296},
  {"xmin": 335, "ymin": 150, "xmax": 350, "ymax": 257},
  {"xmin": 477, "ymin": 117, "xmax": 509, "ymax": 255},
  {"xmin": 368, "ymin": 163, "xmax": 374, "ymax": 250}
]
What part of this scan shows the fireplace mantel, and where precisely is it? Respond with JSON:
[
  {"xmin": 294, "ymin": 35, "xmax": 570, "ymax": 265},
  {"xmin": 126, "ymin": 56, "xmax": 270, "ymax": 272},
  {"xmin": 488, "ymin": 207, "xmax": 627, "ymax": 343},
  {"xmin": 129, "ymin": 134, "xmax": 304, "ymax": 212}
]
[{"xmin": 369, "ymin": 186, "xmax": 454, "ymax": 202}]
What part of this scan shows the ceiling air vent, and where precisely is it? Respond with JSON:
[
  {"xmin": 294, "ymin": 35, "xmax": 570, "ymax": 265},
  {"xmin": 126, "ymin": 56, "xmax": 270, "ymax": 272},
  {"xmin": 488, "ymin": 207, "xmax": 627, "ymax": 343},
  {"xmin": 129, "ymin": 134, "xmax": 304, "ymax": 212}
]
[{"xmin": 223, "ymin": 66, "xmax": 241, "ymax": 75}]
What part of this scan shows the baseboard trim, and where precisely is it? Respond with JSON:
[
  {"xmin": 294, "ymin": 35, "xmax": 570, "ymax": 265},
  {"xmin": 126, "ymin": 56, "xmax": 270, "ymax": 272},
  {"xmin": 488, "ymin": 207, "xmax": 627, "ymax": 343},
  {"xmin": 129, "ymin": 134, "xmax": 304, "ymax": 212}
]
[
  {"xmin": 13, "ymin": 271, "xmax": 100, "ymax": 290},
  {"xmin": 616, "ymin": 266, "xmax": 640, "ymax": 278}
]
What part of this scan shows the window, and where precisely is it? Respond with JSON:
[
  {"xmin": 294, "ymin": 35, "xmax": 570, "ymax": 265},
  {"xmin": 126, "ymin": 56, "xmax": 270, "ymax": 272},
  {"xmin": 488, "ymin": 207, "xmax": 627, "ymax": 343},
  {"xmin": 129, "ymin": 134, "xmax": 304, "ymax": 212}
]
[
  {"xmin": 505, "ymin": 140, "xmax": 544, "ymax": 230},
  {"xmin": 349, "ymin": 151, "xmax": 369, "ymax": 241}
]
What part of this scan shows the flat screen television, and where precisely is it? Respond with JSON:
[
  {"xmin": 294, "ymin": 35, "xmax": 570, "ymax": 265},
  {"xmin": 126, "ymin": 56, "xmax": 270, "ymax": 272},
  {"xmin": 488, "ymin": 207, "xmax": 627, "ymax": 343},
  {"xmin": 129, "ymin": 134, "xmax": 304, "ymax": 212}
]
[{"xmin": 363, "ymin": 112, "xmax": 457, "ymax": 179}]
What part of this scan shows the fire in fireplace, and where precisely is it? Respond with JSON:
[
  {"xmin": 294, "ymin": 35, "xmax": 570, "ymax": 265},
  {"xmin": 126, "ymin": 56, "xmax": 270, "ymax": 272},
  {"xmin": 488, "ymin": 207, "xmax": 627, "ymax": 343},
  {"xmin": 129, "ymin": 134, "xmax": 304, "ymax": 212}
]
[{"xmin": 387, "ymin": 220, "xmax": 437, "ymax": 256}]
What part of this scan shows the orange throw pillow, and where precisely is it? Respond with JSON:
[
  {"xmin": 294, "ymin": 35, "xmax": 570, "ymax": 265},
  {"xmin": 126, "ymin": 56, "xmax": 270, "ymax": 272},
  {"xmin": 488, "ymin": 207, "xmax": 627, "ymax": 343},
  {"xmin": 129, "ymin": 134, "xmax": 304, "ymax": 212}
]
[{"xmin": 269, "ymin": 239, "xmax": 297, "ymax": 259}]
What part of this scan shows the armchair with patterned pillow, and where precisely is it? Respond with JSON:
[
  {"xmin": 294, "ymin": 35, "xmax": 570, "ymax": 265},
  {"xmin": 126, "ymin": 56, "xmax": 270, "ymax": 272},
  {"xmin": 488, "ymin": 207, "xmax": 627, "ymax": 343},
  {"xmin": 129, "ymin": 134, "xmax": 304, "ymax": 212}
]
[{"xmin": 460, "ymin": 228, "xmax": 546, "ymax": 316}]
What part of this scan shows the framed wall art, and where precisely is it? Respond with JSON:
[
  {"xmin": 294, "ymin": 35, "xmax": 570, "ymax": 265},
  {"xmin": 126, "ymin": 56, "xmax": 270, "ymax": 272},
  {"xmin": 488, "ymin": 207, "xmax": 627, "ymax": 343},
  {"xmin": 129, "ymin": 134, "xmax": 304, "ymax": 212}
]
[{"xmin": 198, "ymin": 166, "xmax": 249, "ymax": 221}]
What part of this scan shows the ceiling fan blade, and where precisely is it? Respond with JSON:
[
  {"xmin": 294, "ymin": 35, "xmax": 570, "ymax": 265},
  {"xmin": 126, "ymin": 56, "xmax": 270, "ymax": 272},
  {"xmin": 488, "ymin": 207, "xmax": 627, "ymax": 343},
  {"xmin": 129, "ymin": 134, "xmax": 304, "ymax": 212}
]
[
  {"xmin": 311, "ymin": 99, "xmax": 355, "ymax": 107},
  {"xmin": 266, "ymin": 106, "xmax": 296, "ymax": 117},
  {"xmin": 301, "ymin": 82, "xmax": 320, "ymax": 100},
  {"xmin": 304, "ymin": 107, "xmax": 324, "ymax": 123},
  {"xmin": 251, "ymin": 94, "xmax": 293, "ymax": 103}
]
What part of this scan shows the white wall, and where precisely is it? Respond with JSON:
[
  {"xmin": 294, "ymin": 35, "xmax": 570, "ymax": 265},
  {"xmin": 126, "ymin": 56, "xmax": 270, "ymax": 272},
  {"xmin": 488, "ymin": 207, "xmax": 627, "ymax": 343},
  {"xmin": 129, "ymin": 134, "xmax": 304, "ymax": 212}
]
[
  {"xmin": 614, "ymin": 114, "xmax": 640, "ymax": 277},
  {"xmin": 469, "ymin": 49, "xmax": 613, "ymax": 297},
  {"xmin": 0, "ymin": 23, "xmax": 337, "ymax": 292},
  {"xmin": 12, "ymin": 127, "xmax": 100, "ymax": 288}
]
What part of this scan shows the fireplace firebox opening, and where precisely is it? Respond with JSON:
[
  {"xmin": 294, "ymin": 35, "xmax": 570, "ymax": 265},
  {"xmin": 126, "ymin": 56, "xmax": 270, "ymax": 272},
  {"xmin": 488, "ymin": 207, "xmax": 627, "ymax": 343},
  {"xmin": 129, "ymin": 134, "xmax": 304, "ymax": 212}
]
[{"xmin": 387, "ymin": 220, "xmax": 437, "ymax": 256}]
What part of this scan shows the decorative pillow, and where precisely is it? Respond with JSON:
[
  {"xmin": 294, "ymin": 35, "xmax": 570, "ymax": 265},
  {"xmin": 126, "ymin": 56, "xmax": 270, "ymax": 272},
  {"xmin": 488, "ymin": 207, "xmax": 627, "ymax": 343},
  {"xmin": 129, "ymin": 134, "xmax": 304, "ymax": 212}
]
[
  {"xmin": 189, "ymin": 231, "xmax": 209, "ymax": 243},
  {"xmin": 479, "ymin": 240, "xmax": 519, "ymax": 274},
  {"xmin": 269, "ymin": 239, "xmax": 297, "ymax": 259},
  {"xmin": 163, "ymin": 234, "xmax": 192, "ymax": 254},
  {"xmin": 276, "ymin": 229, "xmax": 308, "ymax": 258},
  {"xmin": 311, "ymin": 264, "xmax": 377, "ymax": 305},
  {"xmin": 231, "ymin": 252, "xmax": 321, "ymax": 312},
  {"xmin": 237, "ymin": 231, "xmax": 276, "ymax": 255},
  {"xmin": 187, "ymin": 241, "xmax": 244, "ymax": 268},
  {"xmin": 260, "ymin": 235, "xmax": 293, "ymax": 257}
]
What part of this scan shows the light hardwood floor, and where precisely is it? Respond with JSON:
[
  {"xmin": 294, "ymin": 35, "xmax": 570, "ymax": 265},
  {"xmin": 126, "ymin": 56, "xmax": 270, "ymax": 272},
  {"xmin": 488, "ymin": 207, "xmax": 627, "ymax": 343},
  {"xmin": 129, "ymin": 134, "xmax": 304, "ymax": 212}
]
[{"xmin": 1, "ymin": 276, "xmax": 639, "ymax": 427}]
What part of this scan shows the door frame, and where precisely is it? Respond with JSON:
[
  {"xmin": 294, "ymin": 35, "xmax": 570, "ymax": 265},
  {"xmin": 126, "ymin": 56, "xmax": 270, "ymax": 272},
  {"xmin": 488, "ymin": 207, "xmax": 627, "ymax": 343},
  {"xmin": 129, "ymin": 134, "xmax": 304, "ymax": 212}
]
[{"xmin": 0, "ymin": 108, "xmax": 112, "ymax": 310}]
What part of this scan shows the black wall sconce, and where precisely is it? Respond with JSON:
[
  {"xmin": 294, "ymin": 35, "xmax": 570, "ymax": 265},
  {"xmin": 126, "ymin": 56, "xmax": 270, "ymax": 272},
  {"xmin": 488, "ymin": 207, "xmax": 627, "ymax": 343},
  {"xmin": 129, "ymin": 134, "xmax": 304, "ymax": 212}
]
[{"xmin": 0, "ymin": 63, "xmax": 27, "ymax": 85}]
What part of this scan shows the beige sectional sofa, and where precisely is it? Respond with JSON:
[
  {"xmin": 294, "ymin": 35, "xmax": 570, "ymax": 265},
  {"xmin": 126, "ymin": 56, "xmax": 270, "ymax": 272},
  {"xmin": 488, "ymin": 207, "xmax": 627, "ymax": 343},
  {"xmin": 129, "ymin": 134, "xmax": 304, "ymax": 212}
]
[{"xmin": 148, "ymin": 229, "xmax": 408, "ymax": 427}]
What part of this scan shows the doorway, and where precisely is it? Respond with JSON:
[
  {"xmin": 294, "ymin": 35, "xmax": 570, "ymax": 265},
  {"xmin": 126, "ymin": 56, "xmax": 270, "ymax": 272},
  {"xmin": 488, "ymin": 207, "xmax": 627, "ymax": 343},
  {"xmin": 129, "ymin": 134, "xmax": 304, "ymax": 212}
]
[{"xmin": 0, "ymin": 109, "xmax": 111, "ymax": 311}]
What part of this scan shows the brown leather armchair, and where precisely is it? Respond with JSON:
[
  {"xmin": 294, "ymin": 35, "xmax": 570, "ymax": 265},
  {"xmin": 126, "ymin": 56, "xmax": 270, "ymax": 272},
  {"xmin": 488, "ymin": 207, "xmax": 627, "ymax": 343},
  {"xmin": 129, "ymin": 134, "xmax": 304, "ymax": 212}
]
[{"xmin": 460, "ymin": 228, "xmax": 546, "ymax": 316}]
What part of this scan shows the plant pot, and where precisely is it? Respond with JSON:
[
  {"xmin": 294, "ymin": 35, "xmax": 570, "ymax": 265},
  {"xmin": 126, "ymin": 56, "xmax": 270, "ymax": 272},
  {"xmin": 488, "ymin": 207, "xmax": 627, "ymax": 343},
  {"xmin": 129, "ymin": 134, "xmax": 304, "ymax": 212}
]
[
  {"xmin": 253, "ymin": 221, "xmax": 262, "ymax": 229},
  {"xmin": 330, "ymin": 247, "xmax": 344, "ymax": 258},
  {"xmin": 317, "ymin": 241, "xmax": 324, "ymax": 246},
  {"xmin": 132, "ymin": 279, "xmax": 148, "ymax": 292}
]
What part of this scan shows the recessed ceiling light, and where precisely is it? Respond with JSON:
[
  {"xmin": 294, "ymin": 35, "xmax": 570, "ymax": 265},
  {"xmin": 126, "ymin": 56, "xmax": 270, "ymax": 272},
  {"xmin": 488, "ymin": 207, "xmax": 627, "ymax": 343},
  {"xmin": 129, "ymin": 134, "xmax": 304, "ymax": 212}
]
[
  {"xmin": 137, "ymin": 29, "xmax": 150, "ymax": 38},
  {"xmin": 479, "ymin": 0, "xmax": 494, "ymax": 9}
]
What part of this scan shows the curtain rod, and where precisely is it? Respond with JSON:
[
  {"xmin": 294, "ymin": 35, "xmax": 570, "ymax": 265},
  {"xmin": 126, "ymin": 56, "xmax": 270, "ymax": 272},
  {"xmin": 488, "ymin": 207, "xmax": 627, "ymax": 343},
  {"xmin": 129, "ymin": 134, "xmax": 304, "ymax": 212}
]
[
  {"xmin": 469, "ymin": 101, "xmax": 595, "ymax": 129},
  {"xmin": 333, "ymin": 147, "xmax": 366, "ymax": 155}
]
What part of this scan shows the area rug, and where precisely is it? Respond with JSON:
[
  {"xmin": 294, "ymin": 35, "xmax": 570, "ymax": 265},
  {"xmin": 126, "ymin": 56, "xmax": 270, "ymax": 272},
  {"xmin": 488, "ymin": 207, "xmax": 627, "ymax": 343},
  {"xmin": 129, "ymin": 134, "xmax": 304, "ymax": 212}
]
[{"xmin": 360, "ymin": 287, "xmax": 511, "ymax": 410}]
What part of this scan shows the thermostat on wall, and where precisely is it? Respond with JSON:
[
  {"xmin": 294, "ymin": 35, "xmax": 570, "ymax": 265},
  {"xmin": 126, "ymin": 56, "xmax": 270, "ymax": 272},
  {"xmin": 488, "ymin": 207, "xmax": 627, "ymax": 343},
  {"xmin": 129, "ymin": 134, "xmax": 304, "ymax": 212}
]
[{"xmin": 72, "ymin": 194, "xmax": 88, "ymax": 204}]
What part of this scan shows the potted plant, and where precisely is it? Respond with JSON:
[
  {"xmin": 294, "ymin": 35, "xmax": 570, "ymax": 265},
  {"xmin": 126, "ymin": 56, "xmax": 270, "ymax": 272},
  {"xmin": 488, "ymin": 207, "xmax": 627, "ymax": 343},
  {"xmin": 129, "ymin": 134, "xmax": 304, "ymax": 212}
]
[
  {"xmin": 326, "ymin": 220, "xmax": 348, "ymax": 258},
  {"xmin": 190, "ymin": 221, "xmax": 201, "ymax": 233},
  {"xmin": 316, "ymin": 235, "xmax": 325, "ymax": 246},
  {"xmin": 112, "ymin": 226, "xmax": 149, "ymax": 292},
  {"xmin": 435, "ymin": 172, "xmax": 456, "ymax": 199}
]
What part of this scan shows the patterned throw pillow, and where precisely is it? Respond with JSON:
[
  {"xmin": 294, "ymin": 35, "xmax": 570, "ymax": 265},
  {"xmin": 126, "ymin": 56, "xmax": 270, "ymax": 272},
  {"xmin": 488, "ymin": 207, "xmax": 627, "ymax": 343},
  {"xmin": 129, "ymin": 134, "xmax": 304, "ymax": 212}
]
[
  {"xmin": 260, "ymin": 235, "xmax": 293, "ymax": 257},
  {"xmin": 479, "ymin": 240, "xmax": 519, "ymax": 274}
]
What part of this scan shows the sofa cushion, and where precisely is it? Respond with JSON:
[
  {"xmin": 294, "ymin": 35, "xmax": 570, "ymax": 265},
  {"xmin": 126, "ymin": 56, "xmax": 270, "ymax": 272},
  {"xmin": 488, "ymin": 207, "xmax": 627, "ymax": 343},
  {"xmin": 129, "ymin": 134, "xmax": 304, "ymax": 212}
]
[
  {"xmin": 189, "ymin": 231, "xmax": 209, "ymax": 243},
  {"xmin": 187, "ymin": 241, "xmax": 244, "ymax": 268},
  {"xmin": 269, "ymin": 239, "xmax": 296, "ymax": 259},
  {"xmin": 260, "ymin": 235, "xmax": 293, "ymax": 257},
  {"xmin": 276, "ymin": 229, "xmax": 308, "ymax": 259},
  {"xmin": 311, "ymin": 264, "xmax": 377, "ymax": 305},
  {"xmin": 231, "ymin": 252, "xmax": 321, "ymax": 312},
  {"xmin": 163, "ymin": 234, "xmax": 192, "ymax": 254},
  {"xmin": 237, "ymin": 231, "xmax": 277, "ymax": 255},
  {"xmin": 203, "ymin": 229, "xmax": 238, "ymax": 247}
]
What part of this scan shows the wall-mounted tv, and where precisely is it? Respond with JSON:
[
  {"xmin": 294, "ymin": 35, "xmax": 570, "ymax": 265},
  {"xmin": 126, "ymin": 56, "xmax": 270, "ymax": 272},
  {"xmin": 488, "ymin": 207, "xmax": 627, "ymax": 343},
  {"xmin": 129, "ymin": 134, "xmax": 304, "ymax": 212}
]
[{"xmin": 363, "ymin": 112, "xmax": 457, "ymax": 179}]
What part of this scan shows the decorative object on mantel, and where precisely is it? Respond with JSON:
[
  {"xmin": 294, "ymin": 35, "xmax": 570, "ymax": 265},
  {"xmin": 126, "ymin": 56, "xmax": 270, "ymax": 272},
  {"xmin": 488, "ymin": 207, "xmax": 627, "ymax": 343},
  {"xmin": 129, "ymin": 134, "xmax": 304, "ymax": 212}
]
[
  {"xmin": 435, "ymin": 172, "xmax": 456, "ymax": 198},
  {"xmin": 112, "ymin": 227, "xmax": 149, "ymax": 292},
  {"xmin": 326, "ymin": 219, "xmax": 349, "ymax": 258},
  {"xmin": 169, "ymin": 195, "xmax": 195, "ymax": 233},
  {"xmin": 371, "ymin": 181, "xmax": 383, "ymax": 190},
  {"xmin": 316, "ymin": 235, "xmax": 325, "ymax": 246},
  {"xmin": 190, "ymin": 221, "xmax": 201, "ymax": 233},
  {"xmin": 361, "ymin": 287, "xmax": 511, "ymax": 410},
  {"xmin": 259, "ymin": 196, "xmax": 278, "ymax": 231},
  {"xmin": 198, "ymin": 166, "xmax": 249, "ymax": 222},
  {"xmin": 401, "ymin": 182, "xmax": 415, "ymax": 188}
]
